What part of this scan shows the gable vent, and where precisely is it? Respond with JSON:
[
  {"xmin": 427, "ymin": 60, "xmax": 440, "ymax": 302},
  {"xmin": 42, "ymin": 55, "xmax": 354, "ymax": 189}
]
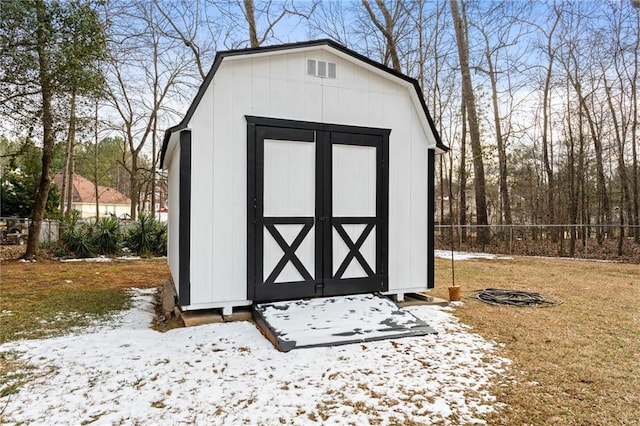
[{"xmin": 307, "ymin": 59, "xmax": 336, "ymax": 79}]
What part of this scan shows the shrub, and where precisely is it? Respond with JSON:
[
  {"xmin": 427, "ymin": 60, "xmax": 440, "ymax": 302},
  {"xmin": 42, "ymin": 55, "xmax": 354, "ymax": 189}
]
[
  {"xmin": 92, "ymin": 217, "xmax": 122, "ymax": 255},
  {"xmin": 152, "ymin": 221, "xmax": 168, "ymax": 256},
  {"xmin": 57, "ymin": 212, "xmax": 122, "ymax": 258},
  {"xmin": 55, "ymin": 212, "xmax": 166, "ymax": 259},
  {"xmin": 125, "ymin": 213, "xmax": 167, "ymax": 257},
  {"xmin": 62, "ymin": 226, "xmax": 96, "ymax": 258}
]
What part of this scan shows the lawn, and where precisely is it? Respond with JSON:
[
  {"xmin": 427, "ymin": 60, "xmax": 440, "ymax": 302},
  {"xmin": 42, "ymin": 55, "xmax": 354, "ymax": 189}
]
[
  {"xmin": 432, "ymin": 256, "xmax": 640, "ymax": 425},
  {"xmin": 0, "ymin": 258, "xmax": 169, "ymax": 343},
  {"xmin": 0, "ymin": 254, "xmax": 639, "ymax": 424}
]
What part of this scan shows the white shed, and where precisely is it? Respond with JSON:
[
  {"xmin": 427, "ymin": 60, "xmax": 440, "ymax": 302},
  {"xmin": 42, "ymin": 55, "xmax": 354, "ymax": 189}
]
[{"xmin": 160, "ymin": 40, "xmax": 448, "ymax": 314}]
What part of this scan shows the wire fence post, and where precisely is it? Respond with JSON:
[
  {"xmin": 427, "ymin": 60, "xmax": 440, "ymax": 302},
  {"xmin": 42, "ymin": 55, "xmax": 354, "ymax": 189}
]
[
  {"xmin": 509, "ymin": 226, "xmax": 513, "ymax": 255},
  {"xmin": 585, "ymin": 228, "xmax": 588, "ymax": 257}
]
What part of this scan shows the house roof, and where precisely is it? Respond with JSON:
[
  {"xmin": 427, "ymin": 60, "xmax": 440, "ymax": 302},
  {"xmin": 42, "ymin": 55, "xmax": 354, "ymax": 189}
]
[
  {"xmin": 160, "ymin": 39, "xmax": 448, "ymax": 168},
  {"xmin": 53, "ymin": 173, "xmax": 131, "ymax": 205}
]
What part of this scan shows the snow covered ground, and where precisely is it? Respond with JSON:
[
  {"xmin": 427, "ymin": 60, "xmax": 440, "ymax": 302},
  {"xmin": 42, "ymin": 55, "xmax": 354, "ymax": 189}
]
[
  {"xmin": 435, "ymin": 250, "xmax": 514, "ymax": 261},
  {"xmin": 1, "ymin": 289, "xmax": 510, "ymax": 425}
]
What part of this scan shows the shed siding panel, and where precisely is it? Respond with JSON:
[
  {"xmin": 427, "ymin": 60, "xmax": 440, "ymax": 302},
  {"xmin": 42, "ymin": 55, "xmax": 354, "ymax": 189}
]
[
  {"xmin": 409, "ymin": 105, "xmax": 430, "ymax": 289},
  {"xmin": 303, "ymin": 81, "xmax": 323, "ymax": 122},
  {"xmin": 209, "ymin": 65, "xmax": 247, "ymax": 303},
  {"xmin": 188, "ymin": 79, "xmax": 215, "ymax": 305},
  {"xmin": 230, "ymin": 104, "xmax": 248, "ymax": 301},
  {"xmin": 387, "ymin": 92, "xmax": 412, "ymax": 290},
  {"xmin": 185, "ymin": 47, "xmax": 434, "ymax": 307}
]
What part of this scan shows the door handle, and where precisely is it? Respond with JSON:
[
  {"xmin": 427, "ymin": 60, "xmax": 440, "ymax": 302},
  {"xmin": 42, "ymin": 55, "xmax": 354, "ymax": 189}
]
[{"xmin": 317, "ymin": 216, "xmax": 328, "ymax": 222}]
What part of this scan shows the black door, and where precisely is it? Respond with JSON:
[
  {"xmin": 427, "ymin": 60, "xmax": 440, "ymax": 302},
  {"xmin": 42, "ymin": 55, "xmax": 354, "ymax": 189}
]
[{"xmin": 247, "ymin": 116, "xmax": 389, "ymax": 302}]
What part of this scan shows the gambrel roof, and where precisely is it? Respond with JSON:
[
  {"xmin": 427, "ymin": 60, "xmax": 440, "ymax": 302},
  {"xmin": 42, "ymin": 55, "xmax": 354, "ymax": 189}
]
[{"xmin": 160, "ymin": 39, "xmax": 448, "ymax": 168}]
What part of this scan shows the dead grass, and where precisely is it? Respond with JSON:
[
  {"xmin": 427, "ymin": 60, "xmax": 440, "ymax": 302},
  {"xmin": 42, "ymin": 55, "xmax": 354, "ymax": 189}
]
[
  {"xmin": 0, "ymin": 258, "xmax": 170, "ymax": 343},
  {"xmin": 0, "ymin": 258, "xmax": 170, "ymax": 404},
  {"xmin": 1, "ymin": 254, "xmax": 638, "ymax": 423},
  {"xmin": 433, "ymin": 256, "xmax": 640, "ymax": 425}
]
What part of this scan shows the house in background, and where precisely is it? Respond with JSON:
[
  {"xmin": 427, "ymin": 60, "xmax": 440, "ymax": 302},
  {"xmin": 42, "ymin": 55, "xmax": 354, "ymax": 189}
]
[
  {"xmin": 161, "ymin": 39, "xmax": 448, "ymax": 314},
  {"xmin": 53, "ymin": 173, "xmax": 131, "ymax": 219}
]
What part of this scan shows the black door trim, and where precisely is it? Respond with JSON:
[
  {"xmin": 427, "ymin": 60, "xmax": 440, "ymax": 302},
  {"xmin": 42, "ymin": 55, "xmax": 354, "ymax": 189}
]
[
  {"xmin": 247, "ymin": 116, "xmax": 390, "ymax": 302},
  {"xmin": 263, "ymin": 218, "xmax": 314, "ymax": 284},
  {"xmin": 332, "ymin": 222, "xmax": 376, "ymax": 279},
  {"xmin": 178, "ymin": 130, "xmax": 192, "ymax": 306}
]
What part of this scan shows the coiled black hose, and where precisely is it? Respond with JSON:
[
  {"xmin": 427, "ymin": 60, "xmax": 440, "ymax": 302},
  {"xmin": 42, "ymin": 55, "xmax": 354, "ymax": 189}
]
[{"xmin": 469, "ymin": 288, "xmax": 562, "ymax": 307}]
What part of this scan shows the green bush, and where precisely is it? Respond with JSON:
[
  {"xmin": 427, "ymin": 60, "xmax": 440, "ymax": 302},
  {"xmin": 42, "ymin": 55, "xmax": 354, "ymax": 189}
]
[
  {"xmin": 55, "ymin": 212, "xmax": 167, "ymax": 258},
  {"xmin": 124, "ymin": 213, "xmax": 167, "ymax": 257},
  {"xmin": 62, "ymin": 226, "xmax": 96, "ymax": 258},
  {"xmin": 92, "ymin": 217, "xmax": 122, "ymax": 255},
  {"xmin": 153, "ymin": 221, "xmax": 168, "ymax": 256}
]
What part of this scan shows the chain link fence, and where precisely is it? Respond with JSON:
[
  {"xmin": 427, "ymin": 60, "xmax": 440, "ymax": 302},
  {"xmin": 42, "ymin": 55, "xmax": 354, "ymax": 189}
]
[{"xmin": 436, "ymin": 224, "xmax": 640, "ymax": 262}]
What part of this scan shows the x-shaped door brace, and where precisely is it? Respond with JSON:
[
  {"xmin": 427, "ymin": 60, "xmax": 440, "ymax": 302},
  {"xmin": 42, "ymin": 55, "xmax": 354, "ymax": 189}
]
[
  {"xmin": 333, "ymin": 223, "xmax": 375, "ymax": 279},
  {"xmin": 264, "ymin": 220, "xmax": 314, "ymax": 284}
]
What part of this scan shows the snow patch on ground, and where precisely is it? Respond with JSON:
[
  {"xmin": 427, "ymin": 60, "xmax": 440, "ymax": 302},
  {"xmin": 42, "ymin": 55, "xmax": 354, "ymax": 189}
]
[
  {"xmin": 435, "ymin": 250, "xmax": 514, "ymax": 261},
  {"xmin": 59, "ymin": 255, "xmax": 144, "ymax": 263},
  {"xmin": 0, "ymin": 290, "xmax": 510, "ymax": 425}
]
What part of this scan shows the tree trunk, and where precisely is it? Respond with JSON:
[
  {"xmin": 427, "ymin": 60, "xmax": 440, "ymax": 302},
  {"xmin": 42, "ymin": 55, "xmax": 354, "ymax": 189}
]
[
  {"xmin": 578, "ymin": 111, "xmax": 588, "ymax": 248},
  {"xmin": 65, "ymin": 87, "xmax": 77, "ymax": 217},
  {"xmin": 542, "ymin": 50, "xmax": 555, "ymax": 229},
  {"xmin": 60, "ymin": 136, "xmax": 70, "ymax": 215},
  {"xmin": 94, "ymin": 99, "xmax": 100, "ymax": 219},
  {"xmin": 244, "ymin": 0, "xmax": 259, "ymax": 48},
  {"xmin": 566, "ymin": 83, "xmax": 577, "ymax": 257},
  {"xmin": 129, "ymin": 155, "xmax": 139, "ymax": 220},
  {"xmin": 483, "ymin": 35, "xmax": 512, "ymax": 225},
  {"xmin": 541, "ymin": 10, "xmax": 560, "ymax": 238},
  {"xmin": 450, "ymin": 0, "xmax": 489, "ymax": 245},
  {"xmin": 361, "ymin": 0, "xmax": 402, "ymax": 72},
  {"xmin": 631, "ymin": 11, "xmax": 640, "ymax": 243},
  {"xmin": 25, "ymin": 0, "xmax": 55, "ymax": 259},
  {"xmin": 577, "ymin": 91, "xmax": 610, "ymax": 244},
  {"xmin": 151, "ymin": 118, "xmax": 157, "ymax": 218},
  {"xmin": 604, "ymin": 83, "xmax": 629, "ymax": 256},
  {"xmin": 459, "ymin": 99, "xmax": 467, "ymax": 243}
]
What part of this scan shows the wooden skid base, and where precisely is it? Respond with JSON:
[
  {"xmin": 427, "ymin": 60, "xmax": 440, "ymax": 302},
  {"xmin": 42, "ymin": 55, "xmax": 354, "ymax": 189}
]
[
  {"xmin": 395, "ymin": 293, "xmax": 449, "ymax": 308},
  {"xmin": 179, "ymin": 308, "xmax": 253, "ymax": 327}
]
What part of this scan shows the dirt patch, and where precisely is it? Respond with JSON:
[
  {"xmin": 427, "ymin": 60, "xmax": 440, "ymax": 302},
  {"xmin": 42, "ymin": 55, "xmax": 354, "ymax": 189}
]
[{"xmin": 433, "ymin": 256, "xmax": 640, "ymax": 425}]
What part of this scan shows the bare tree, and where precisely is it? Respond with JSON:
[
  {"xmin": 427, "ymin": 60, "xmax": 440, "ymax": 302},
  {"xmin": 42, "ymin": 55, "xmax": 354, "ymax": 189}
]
[
  {"xmin": 469, "ymin": 2, "xmax": 529, "ymax": 226},
  {"xmin": 525, "ymin": 5, "xmax": 561, "ymax": 228},
  {"xmin": 632, "ymin": 2, "xmax": 640, "ymax": 242},
  {"xmin": 212, "ymin": 0, "xmax": 317, "ymax": 48},
  {"xmin": 153, "ymin": 0, "xmax": 218, "ymax": 81},
  {"xmin": 556, "ymin": 5, "xmax": 612, "ymax": 243},
  {"xmin": 105, "ymin": 1, "xmax": 191, "ymax": 219},
  {"xmin": 450, "ymin": 0, "xmax": 489, "ymax": 244},
  {"xmin": 360, "ymin": 0, "xmax": 406, "ymax": 72},
  {"xmin": 308, "ymin": 1, "xmax": 354, "ymax": 47}
]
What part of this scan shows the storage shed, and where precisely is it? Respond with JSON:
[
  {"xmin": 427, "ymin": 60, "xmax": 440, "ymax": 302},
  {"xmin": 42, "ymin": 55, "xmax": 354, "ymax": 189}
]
[{"xmin": 160, "ymin": 40, "xmax": 448, "ymax": 314}]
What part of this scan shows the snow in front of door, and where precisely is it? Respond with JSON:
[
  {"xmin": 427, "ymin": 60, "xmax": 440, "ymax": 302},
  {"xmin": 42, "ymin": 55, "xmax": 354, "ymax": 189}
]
[
  {"xmin": 1, "ymin": 289, "xmax": 510, "ymax": 425},
  {"xmin": 255, "ymin": 294, "xmax": 437, "ymax": 350}
]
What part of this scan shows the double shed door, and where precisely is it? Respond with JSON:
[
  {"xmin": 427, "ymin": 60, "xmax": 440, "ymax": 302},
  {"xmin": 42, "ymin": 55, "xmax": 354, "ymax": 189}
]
[{"xmin": 247, "ymin": 117, "xmax": 389, "ymax": 302}]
